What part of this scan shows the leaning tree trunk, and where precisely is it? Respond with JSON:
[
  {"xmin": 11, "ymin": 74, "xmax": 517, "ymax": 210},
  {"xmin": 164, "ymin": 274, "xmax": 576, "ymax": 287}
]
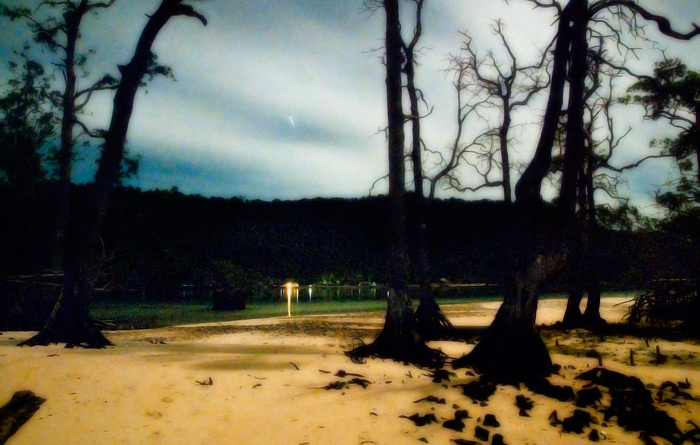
[
  {"xmin": 19, "ymin": 0, "xmax": 207, "ymax": 348},
  {"xmin": 454, "ymin": 0, "xmax": 584, "ymax": 383}
]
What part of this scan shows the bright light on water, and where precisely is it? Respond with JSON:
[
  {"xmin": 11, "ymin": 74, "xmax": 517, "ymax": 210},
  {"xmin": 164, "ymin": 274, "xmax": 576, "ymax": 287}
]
[{"xmin": 285, "ymin": 282, "xmax": 299, "ymax": 317}]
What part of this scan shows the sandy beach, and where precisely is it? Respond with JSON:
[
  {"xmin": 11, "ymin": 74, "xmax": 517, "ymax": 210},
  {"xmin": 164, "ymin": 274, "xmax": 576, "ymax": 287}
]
[{"xmin": 2, "ymin": 297, "xmax": 699, "ymax": 444}]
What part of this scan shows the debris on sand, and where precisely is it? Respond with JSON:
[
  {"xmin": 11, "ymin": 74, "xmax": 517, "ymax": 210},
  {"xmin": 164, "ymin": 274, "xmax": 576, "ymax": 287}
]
[
  {"xmin": 561, "ymin": 409, "xmax": 593, "ymax": 434},
  {"xmin": 413, "ymin": 395, "xmax": 446, "ymax": 405},
  {"xmin": 0, "ymin": 390, "xmax": 46, "ymax": 444},
  {"xmin": 483, "ymin": 413, "xmax": 500, "ymax": 427},
  {"xmin": 515, "ymin": 394, "xmax": 534, "ymax": 417},
  {"xmin": 427, "ymin": 368, "xmax": 457, "ymax": 383},
  {"xmin": 575, "ymin": 367, "xmax": 684, "ymax": 442},
  {"xmin": 575, "ymin": 387, "xmax": 602, "ymax": 407},
  {"xmin": 321, "ymin": 377, "xmax": 371, "ymax": 390},
  {"xmin": 399, "ymin": 412, "xmax": 438, "ymax": 426},
  {"xmin": 474, "ymin": 425, "xmax": 490, "ymax": 441},
  {"xmin": 454, "ymin": 379, "xmax": 495, "ymax": 404},
  {"xmin": 442, "ymin": 409, "xmax": 469, "ymax": 432}
]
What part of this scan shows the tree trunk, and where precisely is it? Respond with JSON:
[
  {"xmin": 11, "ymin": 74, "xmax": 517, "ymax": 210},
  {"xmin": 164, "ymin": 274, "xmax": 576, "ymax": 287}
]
[
  {"xmin": 500, "ymin": 104, "xmax": 513, "ymax": 203},
  {"xmin": 413, "ymin": 196, "xmax": 453, "ymax": 339},
  {"xmin": 456, "ymin": 1, "xmax": 581, "ymax": 382},
  {"xmin": 563, "ymin": 290, "xmax": 585, "ymax": 326},
  {"xmin": 454, "ymin": 219, "xmax": 568, "ymax": 382},
  {"xmin": 20, "ymin": 0, "xmax": 207, "ymax": 348},
  {"xmin": 348, "ymin": 0, "xmax": 441, "ymax": 367},
  {"xmin": 582, "ymin": 159, "xmax": 604, "ymax": 325},
  {"xmin": 52, "ymin": 2, "xmax": 88, "ymax": 270},
  {"xmin": 514, "ymin": 0, "xmax": 573, "ymax": 205},
  {"xmin": 402, "ymin": 7, "xmax": 453, "ymax": 339}
]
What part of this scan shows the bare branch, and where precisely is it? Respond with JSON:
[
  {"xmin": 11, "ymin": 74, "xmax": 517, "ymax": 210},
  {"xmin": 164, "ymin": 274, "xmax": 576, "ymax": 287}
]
[
  {"xmin": 592, "ymin": 1, "xmax": 700, "ymax": 40},
  {"xmin": 74, "ymin": 118, "xmax": 105, "ymax": 139},
  {"xmin": 601, "ymin": 154, "xmax": 673, "ymax": 173}
]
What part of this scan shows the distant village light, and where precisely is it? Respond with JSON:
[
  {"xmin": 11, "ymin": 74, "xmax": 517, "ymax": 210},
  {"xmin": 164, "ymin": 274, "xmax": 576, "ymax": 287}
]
[{"xmin": 285, "ymin": 282, "xmax": 299, "ymax": 317}]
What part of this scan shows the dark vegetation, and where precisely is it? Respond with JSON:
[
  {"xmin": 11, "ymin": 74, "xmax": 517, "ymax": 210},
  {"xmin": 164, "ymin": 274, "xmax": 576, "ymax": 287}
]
[{"xmin": 0, "ymin": 184, "xmax": 667, "ymax": 296}]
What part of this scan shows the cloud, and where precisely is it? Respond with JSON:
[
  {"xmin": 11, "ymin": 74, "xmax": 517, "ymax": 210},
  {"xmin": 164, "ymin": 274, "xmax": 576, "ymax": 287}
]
[{"xmin": 2, "ymin": 0, "xmax": 700, "ymax": 209}]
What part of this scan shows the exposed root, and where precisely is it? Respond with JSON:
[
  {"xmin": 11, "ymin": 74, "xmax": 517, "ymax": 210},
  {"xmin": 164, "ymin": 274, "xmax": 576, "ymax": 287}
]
[
  {"xmin": 415, "ymin": 300, "xmax": 454, "ymax": 340},
  {"xmin": 453, "ymin": 325, "xmax": 552, "ymax": 384},
  {"xmin": 18, "ymin": 315, "xmax": 112, "ymax": 349},
  {"xmin": 346, "ymin": 330, "xmax": 446, "ymax": 369}
]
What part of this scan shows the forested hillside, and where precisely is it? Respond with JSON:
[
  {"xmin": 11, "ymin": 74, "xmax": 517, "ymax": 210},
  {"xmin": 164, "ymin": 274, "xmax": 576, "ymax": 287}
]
[{"xmin": 1, "ymin": 184, "xmax": 666, "ymax": 301}]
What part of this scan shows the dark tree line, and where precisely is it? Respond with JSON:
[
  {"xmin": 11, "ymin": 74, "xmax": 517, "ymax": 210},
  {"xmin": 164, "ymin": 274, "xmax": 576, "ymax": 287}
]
[{"xmin": 1, "ymin": 185, "xmax": 663, "ymax": 296}]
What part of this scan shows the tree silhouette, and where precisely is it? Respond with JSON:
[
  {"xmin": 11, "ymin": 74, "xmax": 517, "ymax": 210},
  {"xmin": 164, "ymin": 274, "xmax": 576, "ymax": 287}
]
[
  {"xmin": 627, "ymin": 58, "xmax": 700, "ymax": 213},
  {"xmin": 395, "ymin": 0, "xmax": 453, "ymax": 338},
  {"xmin": 427, "ymin": 21, "xmax": 552, "ymax": 202},
  {"xmin": 348, "ymin": 0, "xmax": 442, "ymax": 367},
  {"xmin": 454, "ymin": 0, "xmax": 700, "ymax": 383},
  {"xmin": 2, "ymin": 1, "xmax": 119, "ymax": 268},
  {"xmin": 19, "ymin": 0, "xmax": 207, "ymax": 348},
  {"xmin": 0, "ymin": 52, "xmax": 56, "ymax": 196},
  {"xmin": 0, "ymin": 51, "xmax": 58, "ymax": 277}
]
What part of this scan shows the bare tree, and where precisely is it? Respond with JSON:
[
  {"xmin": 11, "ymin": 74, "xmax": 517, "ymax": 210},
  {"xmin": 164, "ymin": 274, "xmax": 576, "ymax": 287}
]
[
  {"xmin": 454, "ymin": 0, "xmax": 700, "ymax": 383},
  {"xmin": 427, "ymin": 21, "xmax": 552, "ymax": 203},
  {"xmin": 392, "ymin": 0, "xmax": 453, "ymax": 338},
  {"xmin": 20, "ymin": 0, "xmax": 207, "ymax": 348},
  {"xmin": 349, "ymin": 0, "xmax": 443, "ymax": 366}
]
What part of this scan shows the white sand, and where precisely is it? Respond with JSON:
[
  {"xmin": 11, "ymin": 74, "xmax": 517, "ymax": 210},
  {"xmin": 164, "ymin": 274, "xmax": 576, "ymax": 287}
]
[{"xmin": 2, "ymin": 297, "xmax": 699, "ymax": 445}]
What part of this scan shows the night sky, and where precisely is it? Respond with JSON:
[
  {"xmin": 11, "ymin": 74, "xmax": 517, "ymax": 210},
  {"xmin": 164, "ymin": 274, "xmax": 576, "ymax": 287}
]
[{"xmin": 1, "ymin": 0, "xmax": 699, "ymax": 214}]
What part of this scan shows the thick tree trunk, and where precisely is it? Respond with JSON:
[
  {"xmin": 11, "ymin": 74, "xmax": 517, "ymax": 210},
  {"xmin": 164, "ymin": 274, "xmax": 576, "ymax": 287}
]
[
  {"xmin": 514, "ymin": 1, "xmax": 573, "ymax": 205},
  {"xmin": 563, "ymin": 290, "xmax": 585, "ymax": 326},
  {"xmin": 457, "ymin": 1, "xmax": 582, "ymax": 383},
  {"xmin": 20, "ymin": 0, "xmax": 206, "ymax": 348},
  {"xmin": 18, "ymin": 253, "xmax": 111, "ymax": 348},
  {"xmin": 583, "ymin": 150, "xmax": 605, "ymax": 325},
  {"xmin": 454, "ymin": 224, "xmax": 568, "ymax": 382}
]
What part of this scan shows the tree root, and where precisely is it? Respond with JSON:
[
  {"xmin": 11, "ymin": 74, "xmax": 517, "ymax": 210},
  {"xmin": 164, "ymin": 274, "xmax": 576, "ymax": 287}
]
[
  {"xmin": 453, "ymin": 325, "xmax": 553, "ymax": 384},
  {"xmin": 415, "ymin": 300, "xmax": 454, "ymax": 340},
  {"xmin": 18, "ymin": 315, "xmax": 112, "ymax": 349},
  {"xmin": 346, "ymin": 331, "xmax": 446, "ymax": 369}
]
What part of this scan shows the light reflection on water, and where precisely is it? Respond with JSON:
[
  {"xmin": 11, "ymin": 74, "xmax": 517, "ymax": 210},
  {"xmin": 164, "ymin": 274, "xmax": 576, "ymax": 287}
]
[
  {"xmin": 280, "ymin": 283, "xmax": 381, "ymax": 317},
  {"xmin": 277, "ymin": 283, "xmax": 494, "ymax": 317}
]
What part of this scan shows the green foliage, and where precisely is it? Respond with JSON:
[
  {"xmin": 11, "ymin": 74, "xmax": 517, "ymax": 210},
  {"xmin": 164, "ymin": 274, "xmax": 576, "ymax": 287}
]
[
  {"xmin": 656, "ymin": 176, "xmax": 700, "ymax": 217},
  {"xmin": 627, "ymin": 279, "xmax": 699, "ymax": 329},
  {"xmin": 0, "ymin": 50, "xmax": 58, "ymax": 190},
  {"xmin": 626, "ymin": 58, "xmax": 700, "ymax": 215},
  {"xmin": 596, "ymin": 203, "xmax": 654, "ymax": 232}
]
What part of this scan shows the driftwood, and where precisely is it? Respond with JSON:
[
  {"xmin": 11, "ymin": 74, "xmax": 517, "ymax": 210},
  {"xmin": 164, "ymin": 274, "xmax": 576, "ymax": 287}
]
[{"xmin": 0, "ymin": 390, "xmax": 46, "ymax": 444}]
